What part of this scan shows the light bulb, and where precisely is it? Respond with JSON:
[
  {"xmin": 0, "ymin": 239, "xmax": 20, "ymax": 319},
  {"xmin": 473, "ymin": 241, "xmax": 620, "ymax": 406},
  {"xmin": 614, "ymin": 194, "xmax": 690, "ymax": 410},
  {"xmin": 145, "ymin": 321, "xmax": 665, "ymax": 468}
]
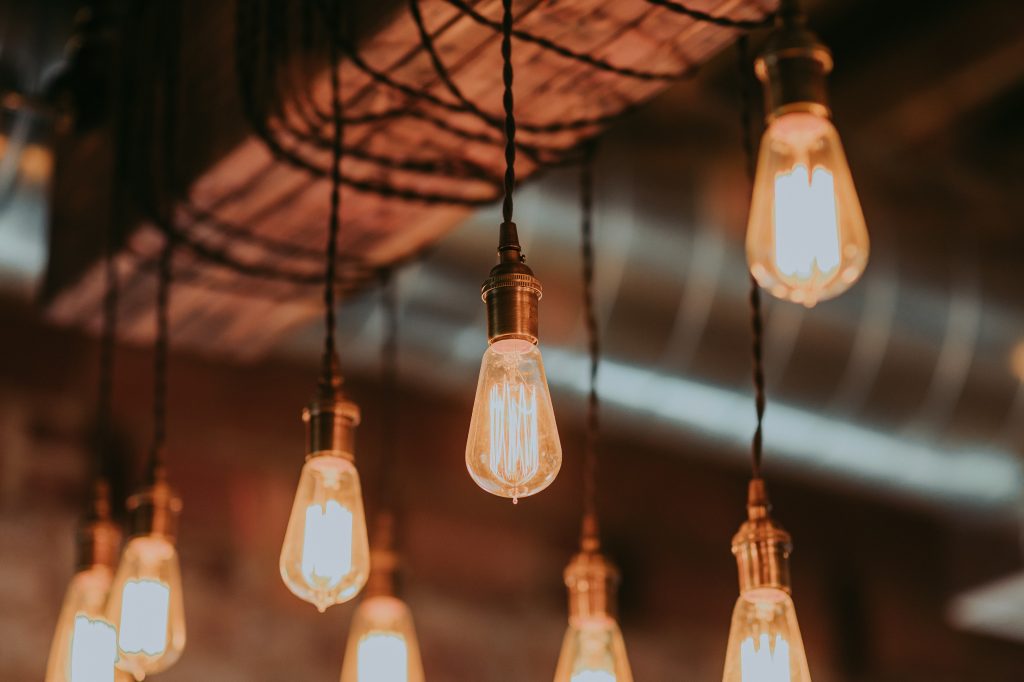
[
  {"xmin": 47, "ymin": 482, "xmax": 127, "ymax": 682},
  {"xmin": 554, "ymin": 546, "xmax": 633, "ymax": 682},
  {"xmin": 466, "ymin": 338, "xmax": 561, "ymax": 502},
  {"xmin": 106, "ymin": 479, "xmax": 186, "ymax": 680},
  {"xmin": 746, "ymin": 111, "xmax": 868, "ymax": 307},
  {"xmin": 723, "ymin": 479, "xmax": 811, "ymax": 682},
  {"xmin": 46, "ymin": 566, "xmax": 120, "ymax": 682},
  {"xmin": 340, "ymin": 595, "xmax": 425, "ymax": 682},
  {"xmin": 723, "ymin": 588, "xmax": 810, "ymax": 682},
  {"xmin": 280, "ymin": 386, "xmax": 369, "ymax": 611}
]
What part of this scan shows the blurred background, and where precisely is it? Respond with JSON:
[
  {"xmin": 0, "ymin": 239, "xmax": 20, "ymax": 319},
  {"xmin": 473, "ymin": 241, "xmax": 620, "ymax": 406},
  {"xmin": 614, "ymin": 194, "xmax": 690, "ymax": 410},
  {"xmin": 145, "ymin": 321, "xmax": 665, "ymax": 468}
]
[{"xmin": 2, "ymin": 0, "xmax": 1024, "ymax": 680}]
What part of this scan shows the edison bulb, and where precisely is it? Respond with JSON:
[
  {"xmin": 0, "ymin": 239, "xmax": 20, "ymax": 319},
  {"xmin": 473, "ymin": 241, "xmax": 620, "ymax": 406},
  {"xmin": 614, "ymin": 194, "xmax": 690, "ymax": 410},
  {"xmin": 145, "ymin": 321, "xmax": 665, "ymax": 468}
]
[
  {"xmin": 45, "ymin": 565, "xmax": 119, "ymax": 682},
  {"xmin": 746, "ymin": 111, "xmax": 868, "ymax": 307},
  {"xmin": 466, "ymin": 338, "xmax": 561, "ymax": 502},
  {"xmin": 280, "ymin": 453, "xmax": 370, "ymax": 611},
  {"xmin": 554, "ymin": 614, "xmax": 633, "ymax": 682},
  {"xmin": 340, "ymin": 595, "xmax": 425, "ymax": 682},
  {"xmin": 106, "ymin": 535, "xmax": 186, "ymax": 679},
  {"xmin": 722, "ymin": 587, "xmax": 810, "ymax": 682}
]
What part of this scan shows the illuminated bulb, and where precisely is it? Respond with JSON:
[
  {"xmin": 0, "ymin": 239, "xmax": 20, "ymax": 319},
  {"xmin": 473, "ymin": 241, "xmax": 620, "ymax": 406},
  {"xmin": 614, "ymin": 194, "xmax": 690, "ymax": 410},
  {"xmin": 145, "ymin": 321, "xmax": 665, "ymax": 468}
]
[
  {"xmin": 280, "ymin": 383, "xmax": 369, "ymax": 610},
  {"xmin": 722, "ymin": 480, "xmax": 810, "ymax": 682},
  {"xmin": 106, "ymin": 478, "xmax": 186, "ymax": 680},
  {"xmin": 340, "ymin": 596, "xmax": 425, "ymax": 682},
  {"xmin": 553, "ymin": 546, "xmax": 634, "ymax": 682},
  {"xmin": 746, "ymin": 4, "xmax": 868, "ymax": 307},
  {"xmin": 746, "ymin": 112, "xmax": 867, "ymax": 307},
  {"xmin": 46, "ymin": 482, "xmax": 125, "ymax": 682},
  {"xmin": 467, "ymin": 338, "xmax": 560, "ymax": 501}
]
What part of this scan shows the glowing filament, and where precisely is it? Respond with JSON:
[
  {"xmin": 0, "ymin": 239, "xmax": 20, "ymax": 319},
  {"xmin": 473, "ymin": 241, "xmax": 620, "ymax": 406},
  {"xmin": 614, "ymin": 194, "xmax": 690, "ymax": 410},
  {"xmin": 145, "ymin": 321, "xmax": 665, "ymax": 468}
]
[
  {"xmin": 118, "ymin": 579, "xmax": 170, "ymax": 656},
  {"xmin": 740, "ymin": 633, "xmax": 791, "ymax": 682},
  {"xmin": 488, "ymin": 381, "xmax": 539, "ymax": 489},
  {"xmin": 773, "ymin": 164, "xmax": 840, "ymax": 280},
  {"xmin": 572, "ymin": 671, "xmax": 617, "ymax": 682},
  {"xmin": 69, "ymin": 614, "xmax": 117, "ymax": 682},
  {"xmin": 357, "ymin": 632, "xmax": 409, "ymax": 682},
  {"xmin": 301, "ymin": 500, "xmax": 354, "ymax": 588}
]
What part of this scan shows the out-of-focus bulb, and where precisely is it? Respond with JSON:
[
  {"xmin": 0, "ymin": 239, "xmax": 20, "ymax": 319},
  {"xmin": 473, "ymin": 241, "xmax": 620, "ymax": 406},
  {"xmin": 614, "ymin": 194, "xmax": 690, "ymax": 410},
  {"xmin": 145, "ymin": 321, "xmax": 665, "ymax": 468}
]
[
  {"xmin": 46, "ymin": 567, "xmax": 119, "ymax": 682},
  {"xmin": 106, "ymin": 479, "xmax": 186, "ymax": 680},
  {"xmin": 466, "ymin": 338, "xmax": 560, "ymax": 502},
  {"xmin": 280, "ymin": 386, "xmax": 369, "ymax": 611},
  {"xmin": 340, "ymin": 595, "xmax": 425, "ymax": 682},
  {"xmin": 281, "ymin": 454, "xmax": 370, "ymax": 610},
  {"xmin": 47, "ymin": 482, "xmax": 127, "ymax": 682},
  {"xmin": 723, "ymin": 588, "xmax": 810, "ymax": 682},
  {"xmin": 553, "ymin": 547, "xmax": 633, "ymax": 682},
  {"xmin": 746, "ymin": 111, "xmax": 868, "ymax": 307},
  {"xmin": 723, "ymin": 479, "xmax": 810, "ymax": 682}
]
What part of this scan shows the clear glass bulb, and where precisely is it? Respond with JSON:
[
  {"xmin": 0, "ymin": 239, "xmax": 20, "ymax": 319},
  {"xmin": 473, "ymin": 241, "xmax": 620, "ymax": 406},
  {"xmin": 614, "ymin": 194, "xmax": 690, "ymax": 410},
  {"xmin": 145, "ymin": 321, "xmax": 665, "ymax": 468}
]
[
  {"xmin": 722, "ymin": 587, "xmax": 811, "ymax": 682},
  {"xmin": 45, "ymin": 566, "xmax": 120, "ymax": 682},
  {"xmin": 105, "ymin": 536, "xmax": 186, "ymax": 680},
  {"xmin": 553, "ymin": 614, "xmax": 633, "ymax": 682},
  {"xmin": 280, "ymin": 453, "xmax": 370, "ymax": 611},
  {"xmin": 746, "ymin": 111, "xmax": 868, "ymax": 307},
  {"xmin": 340, "ymin": 595, "xmax": 425, "ymax": 682},
  {"xmin": 466, "ymin": 338, "xmax": 561, "ymax": 502}
]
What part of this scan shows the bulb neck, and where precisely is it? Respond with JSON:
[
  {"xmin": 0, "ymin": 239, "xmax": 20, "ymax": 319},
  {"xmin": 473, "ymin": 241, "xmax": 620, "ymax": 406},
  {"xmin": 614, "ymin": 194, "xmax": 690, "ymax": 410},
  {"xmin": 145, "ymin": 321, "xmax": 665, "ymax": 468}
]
[
  {"xmin": 76, "ymin": 480, "xmax": 122, "ymax": 571},
  {"xmin": 126, "ymin": 475, "xmax": 182, "ymax": 541},
  {"xmin": 732, "ymin": 478, "xmax": 793, "ymax": 594},
  {"xmin": 565, "ymin": 548, "xmax": 619, "ymax": 623},
  {"xmin": 304, "ymin": 381, "xmax": 360, "ymax": 459},
  {"xmin": 755, "ymin": 5, "xmax": 833, "ymax": 121},
  {"xmin": 481, "ymin": 222, "xmax": 542, "ymax": 344}
]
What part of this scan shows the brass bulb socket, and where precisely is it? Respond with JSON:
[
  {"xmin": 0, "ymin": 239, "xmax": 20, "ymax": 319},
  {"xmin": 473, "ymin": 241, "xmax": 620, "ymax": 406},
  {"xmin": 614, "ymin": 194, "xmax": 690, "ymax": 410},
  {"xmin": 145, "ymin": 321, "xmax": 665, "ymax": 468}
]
[
  {"xmin": 366, "ymin": 546, "xmax": 399, "ymax": 599},
  {"xmin": 755, "ymin": 20, "xmax": 833, "ymax": 121},
  {"xmin": 565, "ymin": 549, "xmax": 619, "ymax": 622},
  {"xmin": 731, "ymin": 479, "xmax": 793, "ymax": 594},
  {"xmin": 304, "ymin": 391, "xmax": 360, "ymax": 458},
  {"xmin": 482, "ymin": 222, "xmax": 542, "ymax": 344},
  {"xmin": 127, "ymin": 478, "xmax": 182, "ymax": 541},
  {"xmin": 76, "ymin": 518, "xmax": 122, "ymax": 572}
]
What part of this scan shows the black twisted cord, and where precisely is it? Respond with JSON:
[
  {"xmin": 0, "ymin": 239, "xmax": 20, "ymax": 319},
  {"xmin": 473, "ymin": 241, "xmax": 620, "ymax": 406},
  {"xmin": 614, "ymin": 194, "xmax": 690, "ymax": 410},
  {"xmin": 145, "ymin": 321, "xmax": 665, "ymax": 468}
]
[
  {"xmin": 500, "ymin": 0, "xmax": 515, "ymax": 225},
  {"xmin": 579, "ymin": 141, "xmax": 601, "ymax": 542},
  {"xmin": 149, "ymin": 238, "xmax": 172, "ymax": 482},
  {"xmin": 95, "ymin": 204, "xmax": 119, "ymax": 479},
  {"xmin": 321, "ymin": 0, "xmax": 344, "ymax": 391},
  {"xmin": 644, "ymin": 0, "xmax": 774, "ymax": 30},
  {"xmin": 736, "ymin": 35, "xmax": 765, "ymax": 480},
  {"xmin": 440, "ymin": 0, "xmax": 687, "ymax": 82}
]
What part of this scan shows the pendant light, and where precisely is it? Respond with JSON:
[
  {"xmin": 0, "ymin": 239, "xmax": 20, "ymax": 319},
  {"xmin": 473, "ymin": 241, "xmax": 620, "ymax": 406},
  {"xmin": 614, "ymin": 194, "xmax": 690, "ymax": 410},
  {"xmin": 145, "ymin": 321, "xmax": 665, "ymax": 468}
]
[
  {"xmin": 46, "ymin": 231, "xmax": 124, "ymax": 682},
  {"xmin": 723, "ymin": 39, "xmax": 811, "ymax": 681},
  {"xmin": 553, "ymin": 145, "xmax": 634, "ymax": 682},
  {"xmin": 340, "ymin": 273, "xmax": 426, "ymax": 682},
  {"xmin": 745, "ymin": 0, "xmax": 868, "ymax": 307},
  {"xmin": 466, "ymin": 0, "xmax": 561, "ymax": 503},
  {"xmin": 279, "ymin": 10, "xmax": 370, "ymax": 611},
  {"xmin": 106, "ymin": 242, "xmax": 187, "ymax": 680}
]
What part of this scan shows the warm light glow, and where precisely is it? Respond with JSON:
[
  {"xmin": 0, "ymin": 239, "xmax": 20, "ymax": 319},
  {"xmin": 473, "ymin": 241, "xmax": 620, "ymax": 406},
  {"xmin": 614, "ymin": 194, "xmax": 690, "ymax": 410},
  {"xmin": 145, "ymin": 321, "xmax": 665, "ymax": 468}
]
[
  {"xmin": 46, "ymin": 567, "xmax": 119, "ymax": 682},
  {"xmin": 357, "ymin": 632, "xmax": 409, "ymax": 681},
  {"xmin": 70, "ymin": 615, "xmax": 118, "ymax": 682},
  {"xmin": 722, "ymin": 589, "xmax": 809, "ymax": 682},
  {"xmin": 554, "ymin": 616, "xmax": 633, "ymax": 682},
  {"xmin": 301, "ymin": 500, "xmax": 353, "ymax": 588},
  {"xmin": 740, "ymin": 633, "xmax": 791, "ymax": 682},
  {"xmin": 747, "ymin": 111, "xmax": 868, "ymax": 307},
  {"xmin": 488, "ymin": 380, "xmax": 540, "ymax": 488},
  {"xmin": 466, "ymin": 339, "xmax": 561, "ymax": 501},
  {"xmin": 106, "ymin": 536, "xmax": 186, "ymax": 679},
  {"xmin": 341, "ymin": 596, "xmax": 425, "ymax": 682},
  {"xmin": 118, "ymin": 579, "xmax": 171, "ymax": 656},
  {"xmin": 280, "ymin": 454, "xmax": 370, "ymax": 611},
  {"xmin": 772, "ymin": 165, "xmax": 839, "ymax": 281}
]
